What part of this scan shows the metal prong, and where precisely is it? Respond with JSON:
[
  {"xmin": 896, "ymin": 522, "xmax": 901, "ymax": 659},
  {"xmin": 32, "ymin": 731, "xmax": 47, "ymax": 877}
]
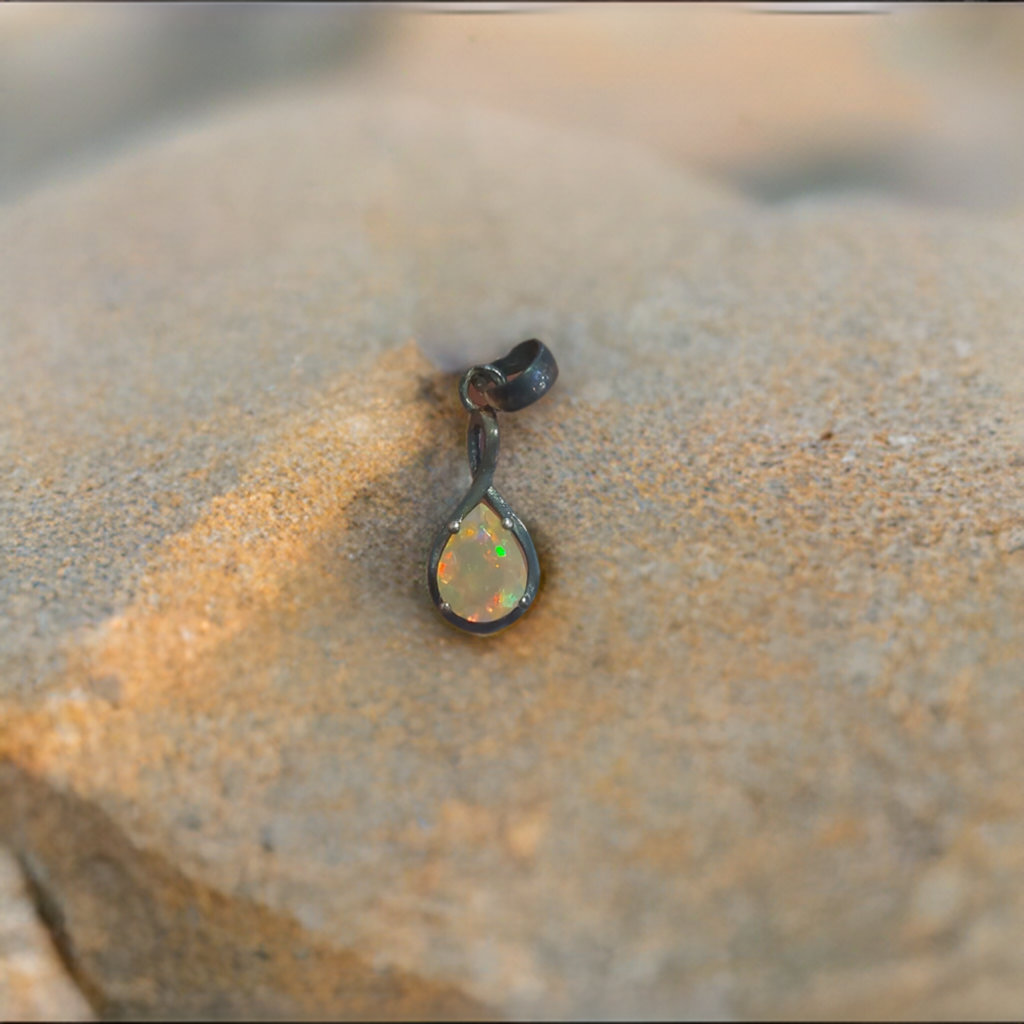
[
  {"xmin": 440, "ymin": 602, "xmax": 451, "ymax": 613},
  {"xmin": 520, "ymin": 595, "xmax": 531, "ymax": 607},
  {"xmin": 502, "ymin": 516, "xmax": 514, "ymax": 530},
  {"xmin": 448, "ymin": 520, "xmax": 461, "ymax": 533}
]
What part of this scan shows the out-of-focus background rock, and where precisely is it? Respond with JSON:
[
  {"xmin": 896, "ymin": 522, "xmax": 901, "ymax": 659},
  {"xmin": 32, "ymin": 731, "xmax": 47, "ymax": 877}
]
[
  {"xmin": 4, "ymin": 4, "xmax": 1024, "ymax": 210},
  {"xmin": 2, "ymin": 3, "xmax": 1024, "ymax": 1020}
]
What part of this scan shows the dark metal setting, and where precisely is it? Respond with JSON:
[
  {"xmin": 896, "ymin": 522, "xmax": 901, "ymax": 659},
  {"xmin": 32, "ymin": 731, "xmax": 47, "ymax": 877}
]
[{"xmin": 428, "ymin": 339, "xmax": 558, "ymax": 636}]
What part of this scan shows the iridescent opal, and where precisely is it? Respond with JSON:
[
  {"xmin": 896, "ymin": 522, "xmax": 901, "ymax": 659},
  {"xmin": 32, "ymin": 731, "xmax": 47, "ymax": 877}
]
[{"xmin": 437, "ymin": 502, "xmax": 527, "ymax": 622}]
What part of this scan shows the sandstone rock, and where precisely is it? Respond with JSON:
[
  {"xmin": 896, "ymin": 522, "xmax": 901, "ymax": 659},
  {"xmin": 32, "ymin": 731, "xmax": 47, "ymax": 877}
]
[
  {"xmin": 0, "ymin": 846, "xmax": 93, "ymax": 1021},
  {"xmin": 2, "ymin": 78, "xmax": 1024, "ymax": 1020}
]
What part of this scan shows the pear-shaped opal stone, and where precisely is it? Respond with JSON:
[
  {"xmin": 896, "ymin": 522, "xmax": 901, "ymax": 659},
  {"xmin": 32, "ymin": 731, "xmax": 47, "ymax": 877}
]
[{"xmin": 437, "ymin": 502, "xmax": 528, "ymax": 622}]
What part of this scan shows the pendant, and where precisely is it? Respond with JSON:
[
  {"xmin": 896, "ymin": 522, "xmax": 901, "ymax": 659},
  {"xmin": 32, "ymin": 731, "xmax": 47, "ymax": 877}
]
[{"xmin": 427, "ymin": 339, "xmax": 558, "ymax": 635}]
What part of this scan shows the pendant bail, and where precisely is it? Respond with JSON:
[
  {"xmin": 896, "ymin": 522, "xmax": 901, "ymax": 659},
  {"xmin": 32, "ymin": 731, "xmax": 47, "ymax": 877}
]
[{"xmin": 459, "ymin": 339, "xmax": 558, "ymax": 414}]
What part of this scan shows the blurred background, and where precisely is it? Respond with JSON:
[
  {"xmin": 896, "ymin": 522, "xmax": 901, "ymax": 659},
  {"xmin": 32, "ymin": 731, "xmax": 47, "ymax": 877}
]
[{"xmin": 3, "ymin": 2, "xmax": 1024, "ymax": 212}]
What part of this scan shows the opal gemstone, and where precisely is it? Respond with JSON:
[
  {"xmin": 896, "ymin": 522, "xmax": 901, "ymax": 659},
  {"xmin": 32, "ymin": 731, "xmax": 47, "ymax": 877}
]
[{"xmin": 437, "ymin": 502, "xmax": 528, "ymax": 622}]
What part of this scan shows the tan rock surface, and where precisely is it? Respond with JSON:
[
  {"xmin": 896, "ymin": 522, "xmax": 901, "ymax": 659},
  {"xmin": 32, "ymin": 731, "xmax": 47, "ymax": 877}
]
[{"xmin": 2, "ymin": 82, "xmax": 1024, "ymax": 1020}]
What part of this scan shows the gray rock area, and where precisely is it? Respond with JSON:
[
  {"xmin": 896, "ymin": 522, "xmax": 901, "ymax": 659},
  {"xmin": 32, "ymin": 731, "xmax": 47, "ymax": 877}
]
[{"xmin": 2, "ymin": 64, "xmax": 1024, "ymax": 1022}]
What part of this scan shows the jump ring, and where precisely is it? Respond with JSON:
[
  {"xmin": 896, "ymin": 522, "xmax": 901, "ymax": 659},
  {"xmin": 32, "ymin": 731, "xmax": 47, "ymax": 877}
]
[{"xmin": 459, "ymin": 364, "xmax": 507, "ymax": 413}]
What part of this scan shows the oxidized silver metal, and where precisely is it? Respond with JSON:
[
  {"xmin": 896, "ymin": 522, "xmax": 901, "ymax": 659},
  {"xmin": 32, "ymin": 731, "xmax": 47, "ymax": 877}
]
[{"xmin": 427, "ymin": 339, "xmax": 558, "ymax": 636}]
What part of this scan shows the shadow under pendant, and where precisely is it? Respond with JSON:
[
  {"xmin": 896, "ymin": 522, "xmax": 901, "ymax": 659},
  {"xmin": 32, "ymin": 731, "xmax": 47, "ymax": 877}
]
[{"xmin": 427, "ymin": 339, "xmax": 558, "ymax": 635}]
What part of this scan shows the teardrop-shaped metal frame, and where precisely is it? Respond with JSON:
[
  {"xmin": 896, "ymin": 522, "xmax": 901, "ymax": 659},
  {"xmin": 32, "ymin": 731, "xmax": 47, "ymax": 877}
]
[{"xmin": 427, "ymin": 407, "xmax": 540, "ymax": 635}]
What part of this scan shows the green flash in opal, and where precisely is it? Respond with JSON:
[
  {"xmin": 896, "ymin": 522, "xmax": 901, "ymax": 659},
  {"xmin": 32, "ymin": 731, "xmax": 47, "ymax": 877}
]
[{"xmin": 436, "ymin": 503, "xmax": 527, "ymax": 622}]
